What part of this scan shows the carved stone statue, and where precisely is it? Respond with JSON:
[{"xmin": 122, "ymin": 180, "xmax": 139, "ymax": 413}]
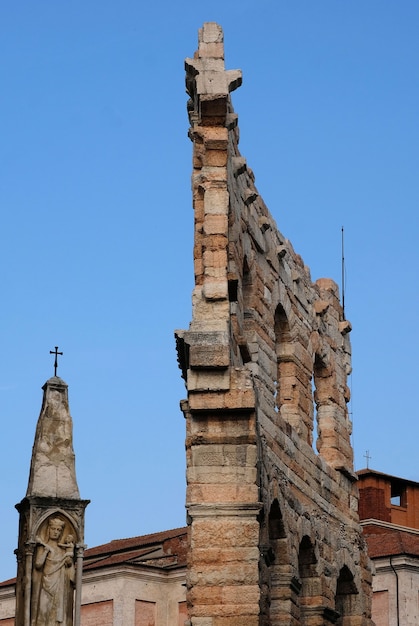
[{"xmin": 31, "ymin": 517, "xmax": 75, "ymax": 626}]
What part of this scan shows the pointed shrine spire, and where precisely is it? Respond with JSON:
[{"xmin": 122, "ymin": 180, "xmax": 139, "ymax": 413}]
[
  {"xmin": 15, "ymin": 373, "xmax": 88, "ymax": 626},
  {"xmin": 26, "ymin": 376, "xmax": 80, "ymax": 499}
]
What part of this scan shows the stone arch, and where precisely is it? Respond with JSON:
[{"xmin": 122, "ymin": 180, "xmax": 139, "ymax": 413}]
[
  {"xmin": 274, "ymin": 303, "xmax": 312, "ymax": 443},
  {"xmin": 313, "ymin": 344, "xmax": 352, "ymax": 468},
  {"xmin": 265, "ymin": 498, "xmax": 300, "ymax": 626},
  {"xmin": 335, "ymin": 565, "xmax": 359, "ymax": 625},
  {"xmin": 312, "ymin": 352, "xmax": 330, "ymax": 455},
  {"xmin": 298, "ymin": 535, "xmax": 323, "ymax": 624},
  {"xmin": 32, "ymin": 509, "xmax": 79, "ymax": 543}
]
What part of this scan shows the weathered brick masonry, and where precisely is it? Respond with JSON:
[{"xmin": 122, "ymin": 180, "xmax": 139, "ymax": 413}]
[{"xmin": 176, "ymin": 23, "xmax": 373, "ymax": 626}]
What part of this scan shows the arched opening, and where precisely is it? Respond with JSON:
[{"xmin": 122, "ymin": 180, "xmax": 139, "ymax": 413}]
[
  {"xmin": 274, "ymin": 304, "xmax": 312, "ymax": 442},
  {"xmin": 312, "ymin": 354, "xmax": 328, "ymax": 454},
  {"xmin": 269, "ymin": 499, "xmax": 286, "ymax": 541},
  {"xmin": 298, "ymin": 536, "xmax": 317, "ymax": 578},
  {"xmin": 265, "ymin": 500, "xmax": 297, "ymax": 626},
  {"xmin": 274, "ymin": 305, "xmax": 293, "ymax": 418},
  {"xmin": 313, "ymin": 353, "xmax": 334, "ymax": 457},
  {"xmin": 335, "ymin": 565, "xmax": 358, "ymax": 625},
  {"xmin": 298, "ymin": 536, "xmax": 322, "ymax": 624}
]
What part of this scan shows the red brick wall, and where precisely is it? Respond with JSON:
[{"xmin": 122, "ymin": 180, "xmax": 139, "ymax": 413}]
[
  {"xmin": 178, "ymin": 601, "xmax": 187, "ymax": 625},
  {"xmin": 372, "ymin": 590, "xmax": 389, "ymax": 626},
  {"xmin": 359, "ymin": 486, "xmax": 391, "ymax": 522},
  {"xmin": 81, "ymin": 599, "xmax": 113, "ymax": 626},
  {"xmin": 135, "ymin": 600, "xmax": 156, "ymax": 626}
]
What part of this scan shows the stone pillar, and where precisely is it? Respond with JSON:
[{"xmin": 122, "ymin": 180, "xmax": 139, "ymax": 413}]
[
  {"xmin": 179, "ymin": 21, "xmax": 373, "ymax": 626},
  {"xmin": 14, "ymin": 376, "xmax": 89, "ymax": 626}
]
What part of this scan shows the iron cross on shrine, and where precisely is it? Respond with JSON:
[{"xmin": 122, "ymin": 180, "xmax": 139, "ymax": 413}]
[{"xmin": 50, "ymin": 346, "xmax": 63, "ymax": 377}]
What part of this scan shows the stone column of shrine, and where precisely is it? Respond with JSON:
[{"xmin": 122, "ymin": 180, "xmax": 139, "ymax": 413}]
[{"xmin": 14, "ymin": 375, "xmax": 89, "ymax": 626}]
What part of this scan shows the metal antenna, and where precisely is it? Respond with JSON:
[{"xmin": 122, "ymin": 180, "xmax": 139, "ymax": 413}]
[{"xmin": 341, "ymin": 226, "xmax": 346, "ymax": 320}]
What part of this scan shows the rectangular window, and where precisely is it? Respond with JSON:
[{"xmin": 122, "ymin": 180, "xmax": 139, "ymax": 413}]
[{"xmin": 390, "ymin": 481, "xmax": 406, "ymax": 507}]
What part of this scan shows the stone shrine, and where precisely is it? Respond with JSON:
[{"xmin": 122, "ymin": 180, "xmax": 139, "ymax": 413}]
[{"xmin": 14, "ymin": 375, "xmax": 89, "ymax": 626}]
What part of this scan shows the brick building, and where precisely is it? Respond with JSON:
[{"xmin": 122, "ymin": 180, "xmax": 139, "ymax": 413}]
[
  {"xmin": 0, "ymin": 528, "xmax": 187, "ymax": 625},
  {"xmin": 3, "ymin": 469, "xmax": 418, "ymax": 625},
  {"xmin": 358, "ymin": 469, "xmax": 419, "ymax": 625}
]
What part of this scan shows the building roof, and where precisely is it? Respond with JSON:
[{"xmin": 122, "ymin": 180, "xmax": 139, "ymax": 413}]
[
  {"xmin": 357, "ymin": 468, "xmax": 419, "ymax": 488},
  {"xmin": 363, "ymin": 524, "xmax": 419, "ymax": 559},
  {"xmin": 0, "ymin": 578, "xmax": 15, "ymax": 588},
  {"xmin": 81, "ymin": 526, "xmax": 188, "ymax": 572},
  {"xmin": 0, "ymin": 526, "xmax": 188, "ymax": 587}
]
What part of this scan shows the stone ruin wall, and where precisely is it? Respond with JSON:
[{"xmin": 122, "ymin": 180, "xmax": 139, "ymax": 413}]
[{"xmin": 176, "ymin": 23, "xmax": 373, "ymax": 626}]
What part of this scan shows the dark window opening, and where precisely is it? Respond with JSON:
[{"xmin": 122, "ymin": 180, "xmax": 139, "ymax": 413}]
[{"xmin": 391, "ymin": 481, "xmax": 407, "ymax": 507}]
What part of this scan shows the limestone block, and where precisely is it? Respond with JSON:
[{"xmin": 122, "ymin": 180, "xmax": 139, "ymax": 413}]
[
  {"xmin": 191, "ymin": 444, "xmax": 257, "ymax": 467},
  {"xmin": 187, "ymin": 466, "xmax": 258, "ymax": 485},
  {"xmin": 213, "ymin": 617, "xmax": 259, "ymax": 626},
  {"xmin": 202, "ymin": 280, "xmax": 228, "ymax": 301},
  {"xmin": 187, "ymin": 415, "xmax": 256, "ymax": 444},
  {"xmin": 190, "ymin": 585, "xmax": 259, "ymax": 615},
  {"xmin": 203, "ymin": 215, "xmax": 228, "ymax": 236},
  {"xmin": 189, "ymin": 345, "xmax": 229, "ymax": 370},
  {"xmin": 191, "ymin": 519, "xmax": 259, "ymax": 547},
  {"xmin": 188, "ymin": 483, "xmax": 259, "ymax": 503},
  {"xmin": 204, "ymin": 187, "xmax": 229, "ymax": 215},
  {"xmin": 189, "ymin": 387, "xmax": 254, "ymax": 412},
  {"xmin": 198, "ymin": 41, "xmax": 225, "ymax": 59},
  {"xmin": 199, "ymin": 22, "xmax": 223, "ymax": 45},
  {"xmin": 190, "ymin": 547, "xmax": 259, "ymax": 565},
  {"xmin": 205, "ymin": 150, "xmax": 228, "ymax": 167},
  {"xmin": 202, "ymin": 127, "xmax": 229, "ymax": 149},
  {"xmin": 189, "ymin": 562, "xmax": 259, "ymax": 586},
  {"xmin": 187, "ymin": 369, "xmax": 230, "ymax": 391}
]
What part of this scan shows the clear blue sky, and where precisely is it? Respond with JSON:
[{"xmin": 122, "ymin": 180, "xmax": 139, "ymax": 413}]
[{"xmin": 1, "ymin": 1, "xmax": 418, "ymax": 581}]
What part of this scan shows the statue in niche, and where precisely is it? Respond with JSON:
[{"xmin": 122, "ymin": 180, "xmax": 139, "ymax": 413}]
[{"xmin": 31, "ymin": 516, "xmax": 75, "ymax": 626}]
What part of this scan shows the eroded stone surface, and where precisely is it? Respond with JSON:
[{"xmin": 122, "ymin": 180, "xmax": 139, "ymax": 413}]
[
  {"xmin": 177, "ymin": 22, "xmax": 373, "ymax": 626},
  {"xmin": 26, "ymin": 377, "xmax": 79, "ymax": 499},
  {"xmin": 15, "ymin": 377, "xmax": 88, "ymax": 626}
]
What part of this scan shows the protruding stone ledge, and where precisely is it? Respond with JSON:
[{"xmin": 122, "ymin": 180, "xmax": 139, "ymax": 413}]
[
  {"xmin": 185, "ymin": 23, "xmax": 242, "ymax": 127},
  {"xmin": 258, "ymin": 217, "xmax": 270, "ymax": 234},
  {"xmin": 243, "ymin": 188, "xmax": 258, "ymax": 206},
  {"xmin": 187, "ymin": 503, "xmax": 262, "ymax": 518},
  {"xmin": 188, "ymin": 387, "xmax": 255, "ymax": 413},
  {"xmin": 232, "ymin": 156, "xmax": 247, "ymax": 177},
  {"xmin": 188, "ymin": 368, "xmax": 231, "ymax": 391},
  {"xmin": 226, "ymin": 113, "xmax": 238, "ymax": 129},
  {"xmin": 339, "ymin": 320, "xmax": 352, "ymax": 335},
  {"xmin": 314, "ymin": 299, "xmax": 329, "ymax": 315},
  {"xmin": 276, "ymin": 244, "xmax": 287, "ymax": 260},
  {"xmin": 336, "ymin": 465, "xmax": 358, "ymax": 483}
]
